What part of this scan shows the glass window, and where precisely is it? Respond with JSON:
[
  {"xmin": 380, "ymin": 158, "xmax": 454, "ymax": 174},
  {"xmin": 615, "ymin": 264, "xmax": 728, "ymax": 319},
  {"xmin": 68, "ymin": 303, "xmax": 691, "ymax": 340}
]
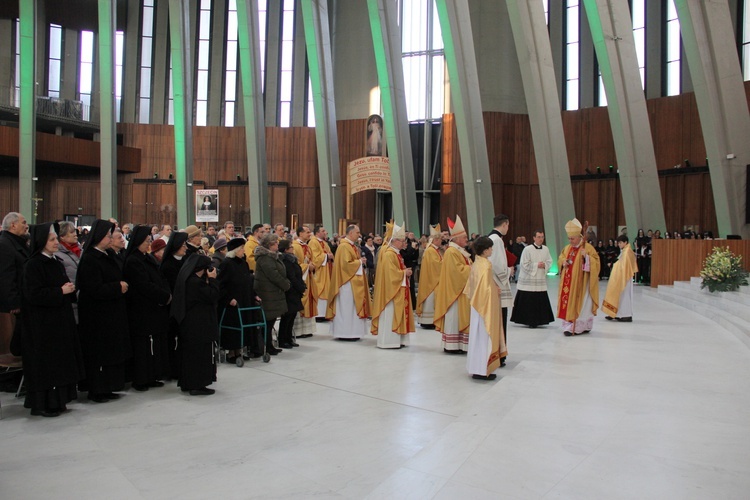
[
  {"xmin": 565, "ymin": 1, "xmax": 580, "ymax": 110},
  {"xmin": 305, "ymin": 76, "xmax": 315, "ymax": 127},
  {"xmin": 742, "ymin": 0, "xmax": 750, "ymax": 80},
  {"xmin": 79, "ymin": 30, "xmax": 95, "ymax": 120},
  {"xmin": 400, "ymin": 0, "xmax": 444, "ymax": 121},
  {"xmin": 278, "ymin": 0, "xmax": 295, "ymax": 127},
  {"xmin": 195, "ymin": 0, "xmax": 212, "ymax": 126},
  {"xmin": 115, "ymin": 31, "xmax": 124, "ymax": 121},
  {"xmin": 138, "ymin": 1, "xmax": 155, "ymax": 123},
  {"xmin": 665, "ymin": 0, "xmax": 681, "ymax": 96},
  {"xmin": 48, "ymin": 24, "xmax": 62, "ymax": 97},
  {"xmin": 631, "ymin": 0, "xmax": 646, "ymax": 88},
  {"xmin": 224, "ymin": 1, "xmax": 238, "ymax": 126}
]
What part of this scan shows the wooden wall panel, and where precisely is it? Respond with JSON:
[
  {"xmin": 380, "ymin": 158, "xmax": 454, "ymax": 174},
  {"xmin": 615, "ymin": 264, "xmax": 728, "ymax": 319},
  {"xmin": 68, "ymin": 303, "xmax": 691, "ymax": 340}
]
[{"xmin": 651, "ymin": 239, "xmax": 750, "ymax": 287}]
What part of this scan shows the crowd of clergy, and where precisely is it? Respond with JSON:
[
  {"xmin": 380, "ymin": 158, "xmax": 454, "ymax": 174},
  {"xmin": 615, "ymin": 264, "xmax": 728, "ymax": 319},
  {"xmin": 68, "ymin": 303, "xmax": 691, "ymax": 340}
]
[{"xmin": 0, "ymin": 207, "xmax": 640, "ymax": 418}]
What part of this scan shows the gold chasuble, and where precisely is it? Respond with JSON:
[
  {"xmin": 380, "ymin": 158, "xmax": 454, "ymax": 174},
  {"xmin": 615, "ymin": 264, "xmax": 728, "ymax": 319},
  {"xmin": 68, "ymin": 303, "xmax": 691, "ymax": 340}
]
[
  {"xmin": 326, "ymin": 239, "xmax": 371, "ymax": 320},
  {"xmin": 244, "ymin": 236, "xmax": 259, "ymax": 272},
  {"xmin": 602, "ymin": 245, "xmax": 638, "ymax": 318},
  {"xmin": 433, "ymin": 243, "xmax": 471, "ymax": 333},
  {"xmin": 416, "ymin": 244, "xmax": 442, "ymax": 315},
  {"xmin": 371, "ymin": 246, "xmax": 414, "ymax": 335},
  {"xmin": 463, "ymin": 256, "xmax": 506, "ymax": 374},
  {"xmin": 557, "ymin": 241, "xmax": 601, "ymax": 321},
  {"xmin": 293, "ymin": 240, "xmax": 317, "ymax": 318},
  {"xmin": 311, "ymin": 238, "xmax": 333, "ymax": 306}
]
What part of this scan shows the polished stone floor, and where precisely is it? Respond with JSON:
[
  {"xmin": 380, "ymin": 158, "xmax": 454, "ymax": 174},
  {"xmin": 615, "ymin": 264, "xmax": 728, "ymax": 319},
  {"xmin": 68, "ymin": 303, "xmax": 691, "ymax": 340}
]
[{"xmin": 2, "ymin": 278, "xmax": 749, "ymax": 499}]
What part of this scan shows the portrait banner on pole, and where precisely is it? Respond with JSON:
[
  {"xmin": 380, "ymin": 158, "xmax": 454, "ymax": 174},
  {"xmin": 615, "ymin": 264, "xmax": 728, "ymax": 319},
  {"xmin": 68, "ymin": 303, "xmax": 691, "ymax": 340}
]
[
  {"xmin": 348, "ymin": 156, "xmax": 392, "ymax": 194},
  {"xmin": 195, "ymin": 189, "xmax": 219, "ymax": 222}
]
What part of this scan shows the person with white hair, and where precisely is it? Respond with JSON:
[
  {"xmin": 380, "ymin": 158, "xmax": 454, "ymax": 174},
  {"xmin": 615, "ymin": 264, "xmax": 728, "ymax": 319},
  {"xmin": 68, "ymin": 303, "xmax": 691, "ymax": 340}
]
[{"xmin": 557, "ymin": 218, "xmax": 601, "ymax": 336}]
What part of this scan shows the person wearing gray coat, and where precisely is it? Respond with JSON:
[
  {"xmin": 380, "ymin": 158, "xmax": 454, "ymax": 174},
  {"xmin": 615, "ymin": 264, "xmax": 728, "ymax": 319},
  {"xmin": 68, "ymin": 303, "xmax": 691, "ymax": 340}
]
[
  {"xmin": 253, "ymin": 234, "xmax": 289, "ymax": 355},
  {"xmin": 55, "ymin": 221, "xmax": 82, "ymax": 323}
]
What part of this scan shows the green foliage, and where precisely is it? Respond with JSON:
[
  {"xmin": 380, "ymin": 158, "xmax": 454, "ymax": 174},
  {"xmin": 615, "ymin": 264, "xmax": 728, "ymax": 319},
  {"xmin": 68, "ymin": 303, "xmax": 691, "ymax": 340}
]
[{"xmin": 700, "ymin": 247, "xmax": 749, "ymax": 293}]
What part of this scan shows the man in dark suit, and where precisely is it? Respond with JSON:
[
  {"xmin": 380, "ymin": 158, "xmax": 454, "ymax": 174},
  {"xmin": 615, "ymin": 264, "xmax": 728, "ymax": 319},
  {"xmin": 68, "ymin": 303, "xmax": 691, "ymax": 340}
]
[{"xmin": 0, "ymin": 212, "xmax": 30, "ymax": 356}]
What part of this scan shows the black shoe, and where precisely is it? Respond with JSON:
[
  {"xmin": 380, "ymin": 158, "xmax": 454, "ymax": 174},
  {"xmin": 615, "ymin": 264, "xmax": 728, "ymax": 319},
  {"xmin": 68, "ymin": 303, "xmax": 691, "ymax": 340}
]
[
  {"xmin": 291, "ymin": 342, "xmax": 300, "ymax": 347},
  {"xmin": 189, "ymin": 387, "xmax": 215, "ymax": 396},
  {"xmin": 226, "ymin": 356, "xmax": 238, "ymax": 364},
  {"xmin": 88, "ymin": 394, "xmax": 110, "ymax": 403},
  {"xmin": 242, "ymin": 354, "xmax": 251, "ymax": 360},
  {"xmin": 248, "ymin": 352, "xmax": 263, "ymax": 359},
  {"xmin": 616, "ymin": 317, "xmax": 632, "ymax": 322},
  {"xmin": 131, "ymin": 383, "xmax": 150, "ymax": 392},
  {"xmin": 148, "ymin": 381, "xmax": 165, "ymax": 388},
  {"xmin": 315, "ymin": 317, "xmax": 329, "ymax": 323},
  {"xmin": 564, "ymin": 331, "xmax": 573, "ymax": 337},
  {"xmin": 472, "ymin": 374, "xmax": 497, "ymax": 381},
  {"xmin": 268, "ymin": 348, "xmax": 282, "ymax": 355},
  {"xmin": 443, "ymin": 348, "xmax": 463, "ymax": 354},
  {"xmin": 605, "ymin": 316, "xmax": 614, "ymax": 321},
  {"xmin": 500, "ymin": 358, "xmax": 507, "ymax": 367},
  {"xmin": 420, "ymin": 324, "xmax": 436, "ymax": 330},
  {"xmin": 280, "ymin": 343, "xmax": 295, "ymax": 349},
  {"xmin": 104, "ymin": 392, "xmax": 121, "ymax": 400},
  {"xmin": 31, "ymin": 409, "xmax": 61, "ymax": 417}
]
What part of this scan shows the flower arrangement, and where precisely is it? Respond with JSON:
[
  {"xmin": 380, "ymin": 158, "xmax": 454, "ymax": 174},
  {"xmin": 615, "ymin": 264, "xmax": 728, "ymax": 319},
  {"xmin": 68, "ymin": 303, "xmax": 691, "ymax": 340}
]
[{"xmin": 700, "ymin": 246, "xmax": 749, "ymax": 293}]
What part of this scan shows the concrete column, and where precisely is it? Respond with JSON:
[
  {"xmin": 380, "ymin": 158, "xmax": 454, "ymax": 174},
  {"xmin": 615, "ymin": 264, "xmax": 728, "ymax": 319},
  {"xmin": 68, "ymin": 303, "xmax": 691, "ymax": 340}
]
[
  {"xmin": 91, "ymin": 32, "xmax": 101, "ymax": 123},
  {"xmin": 35, "ymin": 4, "xmax": 46, "ymax": 97},
  {"xmin": 364, "ymin": 0, "xmax": 419, "ymax": 231},
  {"xmin": 0, "ymin": 20, "xmax": 12, "ymax": 97},
  {"xmin": 121, "ymin": 0, "xmax": 139, "ymax": 123},
  {"xmin": 675, "ymin": 0, "xmax": 750, "ymax": 238},
  {"xmin": 152, "ymin": 0, "xmax": 169, "ymax": 124},
  {"xmin": 505, "ymin": 0, "xmax": 577, "ymax": 270},
  {"xmin": 331, "ymin": 0, "xmax": 378, "ymax": 120},
  {"xmin": 19, "ymin": 0, "xmax": 38, "ymax": 221},
  {"xmin": 61, "ymin": 28, "xmax": 78, "ymax": 100},
  {"xmin": 644, "ymin": 0, "xmax": 662, "ymax": 99},
  {"xmin": 237, "ymin": 0, "xmax": 270, "ymax": 223},
  {"xmin": 582, "ymin": 0, "xmax": 667, "ymax": 234},
  {"xmin": 300, "ymin": 0, "xmax": 344, "ymax": 231},
  {"xmin": 168, "ymin": 0, "xmax": 196, "ymax": 226},
  {"xmin": 434, "ymin": 0, "xmax": 495, "ymax": 234},
  {"xmin": 98, "ymin": 0, "xmax": 118, "ymax": 219},
  {"xmin": 579, "ymin": 6, "xmax": 595, "ymax": 108},
  {"xmin": 548, "ymin": 0, "xmax": 565, "ymax": 108},
  {"xmin": 207, "ymin": 0, "xmax": 226, "ymax": 126},
  {"xmin": 291, "ymin": 0, "xmax": 307, "ymax": 127}
]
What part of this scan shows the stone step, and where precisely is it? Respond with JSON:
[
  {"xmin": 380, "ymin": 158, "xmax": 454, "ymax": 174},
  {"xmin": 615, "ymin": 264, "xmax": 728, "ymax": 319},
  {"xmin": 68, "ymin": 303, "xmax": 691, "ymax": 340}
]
[
  {"xmin": 643, "ymin": 287, "xmax": 750, "ymax": 350},
  {"xmin": 674, "ymin": 278, "xmax": 750, "ymax": 307},
  {"xmin": 659, "ymin": 283, "xmax": 750, "ymax": 322},
  {"xmin": 688, "ymin": 276, "xmax": 750, "ymax": 296}
]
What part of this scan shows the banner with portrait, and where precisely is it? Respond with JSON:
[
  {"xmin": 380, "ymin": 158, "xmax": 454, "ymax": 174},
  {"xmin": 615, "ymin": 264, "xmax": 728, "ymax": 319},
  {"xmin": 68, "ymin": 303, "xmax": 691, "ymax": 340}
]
[{"xmin": 195, "ymin": 189, "xmax": 219, "ymax": 222}]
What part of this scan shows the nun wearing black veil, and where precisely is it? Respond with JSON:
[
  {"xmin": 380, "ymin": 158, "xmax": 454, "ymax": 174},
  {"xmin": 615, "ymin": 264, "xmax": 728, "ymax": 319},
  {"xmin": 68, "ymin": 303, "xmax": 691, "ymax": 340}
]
[
  {"xmin": 76, "ymin": 219, "xmax": 131, "ymax": 403},
  {"xmin": 20, "ymin": 222, "xmax": 84, "ymax": 417},
  {"xmin": 123, "ymin": 225, "xmax": 172, "ymax": 391},
  {"xmin": 160, "ymin": 231, "xmax": 189, "ymax": 292},
  {"xmin": 160, "ymin": 231, "xmax": 189, "ymax": 379},
  {"xmin": 171, "ymin": 254, "xmax": 219, "ymax": 395}
]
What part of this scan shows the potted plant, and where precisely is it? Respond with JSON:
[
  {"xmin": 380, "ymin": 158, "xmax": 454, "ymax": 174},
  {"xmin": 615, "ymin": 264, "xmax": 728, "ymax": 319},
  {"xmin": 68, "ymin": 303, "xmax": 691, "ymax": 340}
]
[{"xmin": 699, "ymin": 246, "xmax": 749, "ymax": 293}]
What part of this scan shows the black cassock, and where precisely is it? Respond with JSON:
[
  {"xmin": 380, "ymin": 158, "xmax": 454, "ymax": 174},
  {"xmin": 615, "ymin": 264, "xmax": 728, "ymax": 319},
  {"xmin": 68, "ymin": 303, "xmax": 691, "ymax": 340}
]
[
  {"xmin": 178, "ymin": 274, "xmax": 220, "ymax": 391},
  {"xmin": 161, "ymin": 255, "xmax": 185, "ymax": 379},
  {"xmin": 217, "ymin": 256, "xmax": 258, "ymax": 350},
  {"xmin": 76, "ymin": 248, "xmax": 131, "ymax": 395},
  {"xmin": 123, "ymin": 251, "xmax": 171, "ymax": 385},
  {"xmin": 21, "ymin": 253, "xmax": 85, "ymax": 412}
]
